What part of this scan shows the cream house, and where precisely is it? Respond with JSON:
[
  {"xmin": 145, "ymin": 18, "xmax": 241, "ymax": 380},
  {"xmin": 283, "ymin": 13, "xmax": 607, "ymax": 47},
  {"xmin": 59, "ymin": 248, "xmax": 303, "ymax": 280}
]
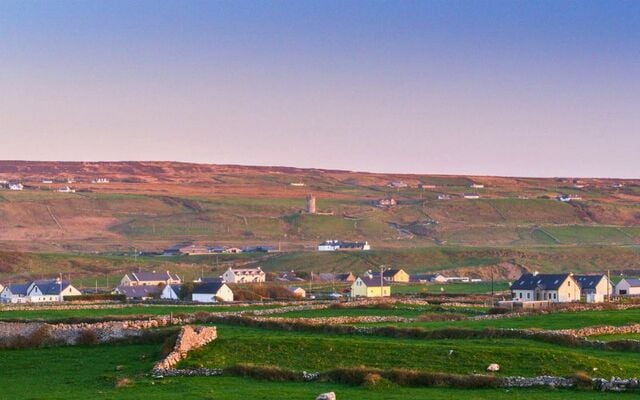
[
  {"xmin": 287, "ymin": 286, "xmax": 306, "ymax": 298},
  {"xmin": 120, "ymin": 271, "xmax": 181, "ymax": 287},
  {"xmin": 351, "ymin": 276, "xmax": 391, "ymax": 298},
  {"xmin": 574, "ymin": 274, "xmax": 613, "ymax": 302},
  {"xmin": 511, "ymin": 273, "xmax": 580, "ymax": 303},
  {"xmin": 222, "ymin": 267, "xmax": 265, "ymax": 283}
]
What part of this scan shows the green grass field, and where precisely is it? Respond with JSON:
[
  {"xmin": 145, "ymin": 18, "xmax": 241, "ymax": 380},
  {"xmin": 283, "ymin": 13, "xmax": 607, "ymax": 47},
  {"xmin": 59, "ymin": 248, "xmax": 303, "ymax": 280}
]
[
  {"xmin": 364, "ymin": 308, "xmax": 640, "ymax": 331},
  {"xmin": 0, "ymin": 342, "xmax": 633, "ymax": 399},
  {"xmin": 179, "ymin": 324, "xmax": 640, "ymax": 378}
]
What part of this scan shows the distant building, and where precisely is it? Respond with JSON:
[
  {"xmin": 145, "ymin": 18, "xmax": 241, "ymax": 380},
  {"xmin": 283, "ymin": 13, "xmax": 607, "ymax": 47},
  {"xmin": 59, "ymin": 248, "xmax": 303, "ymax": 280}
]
[
  {"xmin": 306, "ymin": 194, "xmax": 316, "ymax": 214},
  {"xmin": 287, "ymin": 286, "xmax": 306, "ymax": 298},
  {"xmin": 557, "ymin": 194, "xmax": 582, "ymax": 202},
  {"xmin": 92, "ymin": 178, "xmax": 110, "ymax": 184},
  {"xmin": 58, "ymin": 186, "xmax": 75, "ymax": 193},
  {"xmin": 437, "ymin": 194, "xmax": 451, "ymax": 200},
  {"xmin": 290, "ymin": 182, "xmax": 306, "ymax": 187},
  {"xmin": 119, "ymin": 271, "xmax": 181, "ymax": 287},
  {"xmin": 574, "ymin": 274, "xmax": 613, "ymax": 302},
  {"xmin": 369, "ymin": 269, "xmax": 410, "ymax": 283},
  {"xmin": 410, "ymin": 273, "xmax": 448, "ymax": 283},
  {"xmin": 470, "ymin": 184, "xmax": 485, "ymax": 189},
  {"xmin": 114, "ymin": 285, "xmax": 161, "ymax": 300},
  {"xmin": 351, "ymin": 276, "xmax": 391, "ymax": 298},
  {"xmin": 318, "ymin": 240, "xmax": 370, "ymax": 251},
  {"xmin": 8, "ymin": 183, "xmax": 23, "ymax": 191},
  {"xmin": 161, "ymin": 284, "xmax": 183, "ymax": 300},
  {"xmin": 192, "ymin": 282, "xmax": 234, "ymax": 303},
  {"xmin": 222, "ymin": 267, "xmax": 265, "ymax": 284},
  {"xmin": 335, "ymin": 272, "xmax": 356, "ymax": 282},
  {"xmin": 42, "ymin": 179, "xmax": 53, "ymax": 184},
  {"xmin": 241, "ymin": 245, "xmax": 276, "ymax": 253},
  {"xmin": 376, "ymin": 198, "xmax": 397, "ymax": 208},
  {"xmin": 511, "ymin": 273, "xmax": 580, "ymax": 303},
  {"xmin": 615, "ymin": 278, "xmax": 640, "ymax": 296},
  {"xmin": 0, "ymin": 279, "xmax": 81, "ymax": 304},
  {"xmin": 387, "ymin": 181, "xmax": 408, "ymax": 188},
  {"xmin": 463, "ymin": 193, "xmax": 480, "ymax": 199}
]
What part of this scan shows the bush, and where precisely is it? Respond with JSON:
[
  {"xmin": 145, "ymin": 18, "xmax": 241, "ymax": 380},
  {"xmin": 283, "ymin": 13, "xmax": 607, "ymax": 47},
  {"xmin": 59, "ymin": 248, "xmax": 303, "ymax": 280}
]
[{"xmin": 226, "ymin": 364, "xmax": 304, "ymax": 381}]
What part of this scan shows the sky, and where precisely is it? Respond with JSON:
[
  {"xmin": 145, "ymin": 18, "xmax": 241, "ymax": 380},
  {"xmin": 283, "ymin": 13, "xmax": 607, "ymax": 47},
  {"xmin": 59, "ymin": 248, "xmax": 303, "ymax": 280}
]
[{"xmin": 0, "ymin": 1, "xmax": 639, "ymax": 178}]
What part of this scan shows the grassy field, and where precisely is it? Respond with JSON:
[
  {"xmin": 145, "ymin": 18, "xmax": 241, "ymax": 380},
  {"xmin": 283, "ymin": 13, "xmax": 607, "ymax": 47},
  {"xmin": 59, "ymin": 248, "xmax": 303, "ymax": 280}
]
[
  {"xmin": 0, "ymin": 304, "xmax": 279, "ymax": 321},
  {"xmin": 364, "ymin": 308, "xmax": 640, "ymax": 331},
  {"xmin": 0, "ymin": 343, "xmax": 634, "ymax": 399},
  {"xmin": 263, "ymin": 304, "xmax": 481, "ymax": 319},
  {"xmin": 179, "ymin": 324, "xmax": 640, "ymax": 378},
  {"xmin": 392, "ymin": 282, "xmax": 511, "ymax": 295}
]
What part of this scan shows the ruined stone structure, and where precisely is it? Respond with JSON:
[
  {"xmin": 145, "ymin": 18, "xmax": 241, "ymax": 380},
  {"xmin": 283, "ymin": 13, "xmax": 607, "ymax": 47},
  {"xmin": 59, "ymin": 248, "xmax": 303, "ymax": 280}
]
[{"xmin": 153, "ymin": 325, "xmax": 217, "ymax": 373}]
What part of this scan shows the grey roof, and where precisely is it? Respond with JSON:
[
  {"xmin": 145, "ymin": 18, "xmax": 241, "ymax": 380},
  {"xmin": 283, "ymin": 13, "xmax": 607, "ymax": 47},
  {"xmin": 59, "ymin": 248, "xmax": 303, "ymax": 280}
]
[
  {"xmin": 574, "ymin": 275, "xmax": 607, "ymax": 289},
  {"xmin": 512, "ymin": 274, "xmax": 573, "ymax": 291},
  {"xmin": 192, "ymin": 282, "xmax": 226, "ymax": 294},
  {"xmin": 358, "ymin": 276, "xmax": 390, "ymax": 288},
  {"xmin": 383, "ymin": 269, "xmax": 402, "ymax": 277},
  {"xmin": 34, "ymin": 279, "xmax": 72, "ymax": 295},
  {"xmin": 623, "ymin": 278, "xmax": 640, "ymax": 288},
  {"xmin": 116, "ymin": 285, "xmax": 161, "ymax": 298}
]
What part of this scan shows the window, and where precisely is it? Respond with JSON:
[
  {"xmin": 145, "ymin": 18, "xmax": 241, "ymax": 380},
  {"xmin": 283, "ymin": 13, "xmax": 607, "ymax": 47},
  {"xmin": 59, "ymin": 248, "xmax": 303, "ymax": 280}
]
[{"xmin": 527, "ymin": 293, "xmax": 530, "ymax": 299}]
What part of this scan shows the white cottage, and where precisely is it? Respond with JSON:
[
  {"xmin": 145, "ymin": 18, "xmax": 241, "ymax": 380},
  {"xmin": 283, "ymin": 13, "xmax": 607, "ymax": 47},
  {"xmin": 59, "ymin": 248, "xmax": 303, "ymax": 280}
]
[
  {"xmin": 574, "ymin": 274, "xmax": 613, "ymax": 302},
  {"xmin": 615, "ymin": 278, "xmax": 640, "ymax": 296},
  {"xmin": 192, "ymin": 282, "xmax": 233, "ymax": 303}
]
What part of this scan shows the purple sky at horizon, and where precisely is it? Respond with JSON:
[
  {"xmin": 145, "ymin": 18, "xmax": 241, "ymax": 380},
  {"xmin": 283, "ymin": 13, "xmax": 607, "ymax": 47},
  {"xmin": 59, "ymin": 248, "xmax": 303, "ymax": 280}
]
[{"xmin": 0, "ymin": 1, "xmax": 639, "ymax": 178}]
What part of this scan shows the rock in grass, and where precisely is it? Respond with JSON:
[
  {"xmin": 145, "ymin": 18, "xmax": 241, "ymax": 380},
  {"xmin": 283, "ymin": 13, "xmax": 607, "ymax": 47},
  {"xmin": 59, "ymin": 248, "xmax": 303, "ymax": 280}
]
[
  {"xmin": 487, "ymin": 363, "xmax": 500, "ymax": 372},
  {"xmin": 316, "ymin": 392, "xmax": 336, "ymax": 400}
]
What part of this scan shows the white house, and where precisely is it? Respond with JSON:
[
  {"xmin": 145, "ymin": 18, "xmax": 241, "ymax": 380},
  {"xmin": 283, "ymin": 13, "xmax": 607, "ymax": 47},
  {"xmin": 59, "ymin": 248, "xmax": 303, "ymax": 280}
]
[
  {"xmin": 120, "ymin": 271, "xmax": 181, "ymax": 287},
  {"xmin": 0, "ymin": 279, "xmax": 81, "ymax": 303},
  {"xmin": 511, "ymin": 273, "xmax": 580, "ymax": 303},
  {"xmin": 8, "ymin": 183, "xmax": 23, "ymax": 191},
  {"xmin": 350, "ymin": 276, "xmax": 391, "ymax": 298},
  {"xmin": 615, "ymin": 278, "xmax": 640, "ymax": 296},
  {"xmin": 222, "ymin": 267, "xmax": 265, "ymax": 284},
  {"xmin": 0, "ymin": 283, "xmax": 31, "ymax": 303},
  {"xmin": 463, "ymin": 193, "xmax": 480, "ymax": 199},
  {"xmin": 574, "ymin": 274, "xmax": 613, "ymax": 302},
  {"xmin": 470, "ymin": 184, "xmax": 485, "ymax": 189},
  {"xmin": 192, "ymin": 282, "xmax": 233, "ymax": 303},
  {"xmin": 161, "ymin": 284, "xmax": 183, "ymax": 300}
]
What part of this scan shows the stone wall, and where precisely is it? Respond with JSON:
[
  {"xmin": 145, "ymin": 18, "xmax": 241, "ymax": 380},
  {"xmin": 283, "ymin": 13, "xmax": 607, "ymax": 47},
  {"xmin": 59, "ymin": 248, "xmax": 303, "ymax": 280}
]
[
  {"xmin": 0, "ymin": 318, "xmax": 183, "ymax": 347},
  {"xmin": 556, "ymin": 323, "xmax": 640, "ymax": 338},
  {"xmin": 153, "ymin": 325, "xmax": 217, "ymax": 373}
]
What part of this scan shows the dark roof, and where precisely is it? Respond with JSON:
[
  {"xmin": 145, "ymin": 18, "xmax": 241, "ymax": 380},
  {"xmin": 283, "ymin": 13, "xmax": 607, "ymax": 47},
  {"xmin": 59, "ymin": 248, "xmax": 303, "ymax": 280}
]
[
  {"xmin": 116, "ymin": 285, "xmax": 161, "ymax": 298},
  {"xmin": 622, "ymin": 278, "xmax": 640, "ymax": 288},
  {"xmin": 335, "ymin": 273, "xmax": 354, "ymax": 281},
  {"xmin": 192, "ymin": 282, "xmax": 226, "ymax": 294},
  {"xmin": 199, "ymin": 277, "xmax": 223, "ymax": 283},
  {"xmin": 358, "ymin": 276, "xmax": 390, "ymax": 288},
  {"xmin": 511, "ymin": 274, "xmax": 572, "ymax": 291},
  {"xmin": 34, "ymin": 279, "xmax": 72, "ymax": 295},
  {"xmin": 6, "ymin": 283, "xmax": 30, "ymax": 295},
  {"xmin": 166, "ymin": 284, "xmax": 183, "ymax": 296},
  {"xmin": 126, "ymin": 271, "xmax": 180, "ymax": 282},
  {"xmin": 574, "ymin": 275, "xmax": 607, "ymax": 289},
  {"xmin": 383, "ymin": 269, "xmax": 402, "ymax": 277}
]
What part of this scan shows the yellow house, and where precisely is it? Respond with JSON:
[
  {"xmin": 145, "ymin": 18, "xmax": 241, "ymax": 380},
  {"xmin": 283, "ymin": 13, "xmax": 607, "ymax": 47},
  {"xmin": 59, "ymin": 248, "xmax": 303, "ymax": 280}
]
[
  {"xmin": 382, "ymin": 269, "xmax": 410, "ymax": 283},
  {"xmin": 351, "ymin": 277, "xmax": 391, "ymax": 298}
]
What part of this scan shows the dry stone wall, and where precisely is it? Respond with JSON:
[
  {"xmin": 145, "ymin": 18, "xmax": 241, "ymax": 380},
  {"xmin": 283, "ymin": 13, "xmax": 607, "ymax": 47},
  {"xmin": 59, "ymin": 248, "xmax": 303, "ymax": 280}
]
[{"xmin": 153, "ymin": 325, "xmax": 217, "ymax": 373}]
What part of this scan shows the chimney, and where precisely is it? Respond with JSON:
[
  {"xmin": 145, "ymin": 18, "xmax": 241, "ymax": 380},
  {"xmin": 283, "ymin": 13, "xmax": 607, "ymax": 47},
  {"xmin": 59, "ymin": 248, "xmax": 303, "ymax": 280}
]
[{"xmin": 533, "ymin": 271, "xmax": 539, "ymax": 276}]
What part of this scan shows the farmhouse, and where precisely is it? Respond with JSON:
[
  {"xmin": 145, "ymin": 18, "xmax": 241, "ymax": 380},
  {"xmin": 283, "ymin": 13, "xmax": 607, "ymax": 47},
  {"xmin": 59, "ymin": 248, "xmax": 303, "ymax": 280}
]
[
  {"xmin": 615, "ymin": 279, "xmax": 640, "ymax": 296},
  {"xmin": 382, "ymin": 269, "xmax": 410, "ymax": 283},
  {"xmin": 287, "ymin": 286, "xmax": 306, "ymax": 298},
  {"xmin": 161, "ymin": 284, "xmax": 183, "ymax": 300},
  {"xmin": 350, "ymin": 276, "xmax": 391, "ymax": 298},
  {"xmin": 463, "ymin": 193, "xmax": 480, "ymax": 199},
  {"xmin": 114, "ymin": 285, "xmax": 161, "ymax": 300},
  {"xmin": 222, "ymin": 267, "xmax": 265, "ymax": 284},
  {"xmin": 511, "ymin": 273, "xmax": 580, "ymax": 303},
  {"xmin": 120, "ymin": 271, "xmax": 181, "ymax": 287},
  {"xmin": 8, "ymin": 183, "xmax": 23, "ymax": 191},
  {"xmin": 192, "ymin": 282, "xmax": 233, "ymax": 303},
  {"xmin": 0, "ymin": 279, "xmax": 81, "ymax": 303},
  {"xmin": 574, "ymin": 274, "xmax": 613, "ymax": 302}
]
